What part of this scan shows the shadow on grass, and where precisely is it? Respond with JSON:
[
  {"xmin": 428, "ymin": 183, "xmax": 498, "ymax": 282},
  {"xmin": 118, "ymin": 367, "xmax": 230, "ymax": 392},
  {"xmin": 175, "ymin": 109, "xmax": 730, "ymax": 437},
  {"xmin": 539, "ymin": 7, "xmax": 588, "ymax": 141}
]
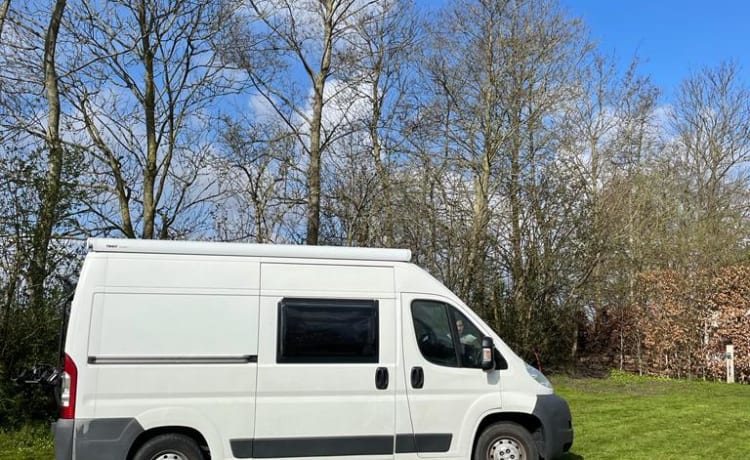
[{"xmin": 560, "ymin": 452, "xmax": 584, "ymax": 460}]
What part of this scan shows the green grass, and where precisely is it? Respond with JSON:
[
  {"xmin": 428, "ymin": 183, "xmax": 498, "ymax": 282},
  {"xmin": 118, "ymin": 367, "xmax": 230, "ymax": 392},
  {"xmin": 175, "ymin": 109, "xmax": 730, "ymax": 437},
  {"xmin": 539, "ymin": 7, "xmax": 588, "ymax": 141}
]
[
  {"xmin": 0, "ymin": 424, "xmax": 53, "ymax": 460},
  {"xmin": 2, "ymin": 373, "xmax": 749, "ymax": 459},
  {"xmin": 556, "ymin": 371, "xmax": 750, "ymax": 459}
]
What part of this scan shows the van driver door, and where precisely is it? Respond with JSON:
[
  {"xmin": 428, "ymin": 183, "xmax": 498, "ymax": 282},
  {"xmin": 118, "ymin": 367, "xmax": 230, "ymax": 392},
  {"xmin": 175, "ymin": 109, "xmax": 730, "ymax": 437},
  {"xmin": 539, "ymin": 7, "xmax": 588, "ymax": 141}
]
[{"xmin": 399, "ymin": 293, "xmax": 502, "ymax": 459}]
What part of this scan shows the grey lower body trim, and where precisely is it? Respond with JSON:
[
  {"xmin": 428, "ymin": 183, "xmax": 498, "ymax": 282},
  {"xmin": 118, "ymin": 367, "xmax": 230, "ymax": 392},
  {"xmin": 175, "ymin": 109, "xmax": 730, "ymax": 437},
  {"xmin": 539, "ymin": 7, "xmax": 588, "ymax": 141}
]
[
  {"xmin": 230, "ymin": 438, "xmax": 255, "ymax": 458},
  {"xmin": 53, "ymin": 420, "xmax": 75, "ymax": 460},
  {"xmin": 532, "ymin": 394, "xmax": 574, "ymax": 459},
  {"xmin": 231, "ymin": 433, "xmax": 453, "ymax": 458},
  {"xmin": 256, "ymin": 436, "xmax": 392, "ymax": 458},
  {"xmin": 73, "ymin": 418, "xmax": 144, "ymax": 460},
  {"xmin": 395, "ymin": 433, "xmax": 453, "ymax": 453}
]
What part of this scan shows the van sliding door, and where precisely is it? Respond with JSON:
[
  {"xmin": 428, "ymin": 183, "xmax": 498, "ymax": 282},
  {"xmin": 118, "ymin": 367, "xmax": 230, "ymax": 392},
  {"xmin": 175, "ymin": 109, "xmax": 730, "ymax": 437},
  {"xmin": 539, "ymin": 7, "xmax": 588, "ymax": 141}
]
[{"xmin": 248, "ymin": 292, "xmax": 397, "ymax": 459}]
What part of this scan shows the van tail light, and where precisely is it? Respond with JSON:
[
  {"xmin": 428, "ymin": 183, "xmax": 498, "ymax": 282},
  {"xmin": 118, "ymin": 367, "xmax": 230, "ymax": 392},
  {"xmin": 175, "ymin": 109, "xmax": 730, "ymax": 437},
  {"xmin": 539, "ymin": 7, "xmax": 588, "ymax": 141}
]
[{"xmin": 60, "ymin": 353, "xmax": 77, "ymax": 419}]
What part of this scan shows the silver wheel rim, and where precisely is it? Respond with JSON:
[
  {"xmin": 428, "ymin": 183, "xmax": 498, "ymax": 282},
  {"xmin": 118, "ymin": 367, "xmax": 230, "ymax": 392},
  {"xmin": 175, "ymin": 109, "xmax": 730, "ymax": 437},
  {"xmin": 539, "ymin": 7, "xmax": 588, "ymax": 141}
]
[
  {"xmin": 488, "ymin": 436, "xmax": 526, "ymax": 460},
  {"xmin": 150, "ymin": 451, "xmax": 188, "ymax": 460}
]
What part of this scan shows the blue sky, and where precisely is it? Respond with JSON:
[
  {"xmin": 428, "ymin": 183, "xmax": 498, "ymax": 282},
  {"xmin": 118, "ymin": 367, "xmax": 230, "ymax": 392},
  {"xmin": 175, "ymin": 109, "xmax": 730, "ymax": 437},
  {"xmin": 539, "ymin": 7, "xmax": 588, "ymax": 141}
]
[
  {"xmin": 563, "ymin": 0, "xmax": 750, "ymax": 99},
  {"xmin": 416, "ymin": 0, "xmax": 749, "ymax": 101}
]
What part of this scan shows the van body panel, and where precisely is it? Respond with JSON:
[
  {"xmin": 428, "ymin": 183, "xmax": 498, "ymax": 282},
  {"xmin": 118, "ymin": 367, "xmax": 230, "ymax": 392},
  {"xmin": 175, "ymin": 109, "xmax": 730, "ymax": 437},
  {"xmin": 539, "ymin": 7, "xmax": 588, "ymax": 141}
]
[
  {"xmin": 66, "ymin": 254, "xmax": 108, "ymax": 421},
  {"xmin": 488, "ymin": 391, "xmax": 537, "ymax": 415},
  {"xmin": 260, "ymin": 263, "xmax": 394, "ymax": 293},
  {"xmin": 52, "ymin": 420, "xmax": 74, "ymax": 460},
  {"xmin": 73, "ymin": 418, "xmax": 143, "ymax": 460},
  {"xmin": 82, "ymin": 253, "xmax": 260, "ymax": 460},
  {"xmin": 102, "ymin": 254, "xmax": 260, "ymax": 290},
  {"xmin": 56, "ymin": 239, "xmax": 573, "ymax": 460},
  {"xmin": 87, "ymin": 292, "xmax": 259, "ymax": 357}
]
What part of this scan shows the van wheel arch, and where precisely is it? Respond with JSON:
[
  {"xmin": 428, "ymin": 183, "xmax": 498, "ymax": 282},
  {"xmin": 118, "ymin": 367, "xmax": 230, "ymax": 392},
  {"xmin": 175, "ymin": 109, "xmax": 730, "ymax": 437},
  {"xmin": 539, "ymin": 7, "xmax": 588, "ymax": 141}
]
[
  {"xmin": 473, "ymin": 413, "xmax": 543, "ymax": 459},
  {"xmin": 127, "ymin": 426, "xmax": 211, "ymax": 460}
]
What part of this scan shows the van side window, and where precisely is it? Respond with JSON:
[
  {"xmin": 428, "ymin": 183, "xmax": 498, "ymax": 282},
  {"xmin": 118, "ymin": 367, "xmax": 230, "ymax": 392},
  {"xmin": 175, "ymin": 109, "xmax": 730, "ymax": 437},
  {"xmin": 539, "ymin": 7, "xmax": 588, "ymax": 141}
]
[
  {"xmin": 277, "ymin": 298, "xmax": 379, "ymax": 364},
  {"xmin": 411, "ymin": 300, "xmax": 485, "ymax": 369},
  {"xmin": 411, "ymin": 300, "xmax": 459, "ymax": 367},
  {"xmin": 450, "ymin": 308, "xmax": 483, "ymax": 369}
]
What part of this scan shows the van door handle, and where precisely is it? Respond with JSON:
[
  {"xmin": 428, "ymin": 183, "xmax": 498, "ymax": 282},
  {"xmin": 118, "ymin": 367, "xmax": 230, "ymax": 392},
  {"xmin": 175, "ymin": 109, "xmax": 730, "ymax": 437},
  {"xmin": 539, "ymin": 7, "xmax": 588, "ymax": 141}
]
[
  {"xmin": 410, "ymin": 366, "xmax": 424, "ymax": 389},
  {"xmin": 375, "ymin": 367, "xmax": 389, "ymax": 390}
]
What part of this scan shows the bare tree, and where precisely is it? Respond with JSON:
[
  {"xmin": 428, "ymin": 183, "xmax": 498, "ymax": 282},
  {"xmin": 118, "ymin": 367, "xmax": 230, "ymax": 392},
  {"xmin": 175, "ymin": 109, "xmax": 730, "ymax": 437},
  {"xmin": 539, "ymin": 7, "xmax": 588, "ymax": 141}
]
[
  {"xmin": 27, "ymin": 0, "xmax": 67, "ymax": 313},
  {"xmin": 332, "ymin": 0, "xmax": 420, "ymax": 246},
  {"xmin": 0, "ymin": 0, "xmax": 82, "ymax": 311},
  {"xmin": 558, "ymin": 53, "xmax": 663, "ymax": 365},
  {"xmin": 0, "ymin": 0, "xmax": 87, "ymax": 420},
  {"xmin": 67, "ymin": 0, "xmax": 238, "ymax": 239},
  {"xmin": 0, "ymin": 2, "xmax": 49, "ymax": 140},
  {"xmin": 415, "ymin": 0, "xmax": 638, "ymax": 364},
  {"xmin": 668, "ymin": 61, "xmax": 750, "ymax": 269},
  {"xmin": 220, "ymin": 0, "xmax": 379, "ymax": 245},
  {"xmin": 216, "ymin": 116, "xmax": 300, "ymax": 243},
  {"xmin": 422, "ymin": 0, "xmax": 513, "ymax": 305}
]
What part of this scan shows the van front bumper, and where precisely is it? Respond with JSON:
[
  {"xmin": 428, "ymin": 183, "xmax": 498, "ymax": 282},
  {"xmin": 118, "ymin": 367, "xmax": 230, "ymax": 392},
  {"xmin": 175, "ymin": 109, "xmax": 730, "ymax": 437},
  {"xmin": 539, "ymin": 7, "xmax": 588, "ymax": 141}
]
[{"xmin": 532, "ymin": 394, "xmax": 574, "ymax": 459}]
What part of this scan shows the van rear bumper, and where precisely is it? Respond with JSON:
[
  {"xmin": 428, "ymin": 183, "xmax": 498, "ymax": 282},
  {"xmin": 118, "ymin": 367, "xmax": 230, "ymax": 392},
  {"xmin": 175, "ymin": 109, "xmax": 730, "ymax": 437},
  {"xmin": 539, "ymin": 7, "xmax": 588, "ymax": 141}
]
[
  {"xmin": 52, "ymin": 418, "xmax": 143, "ymax": 460},
  {"xmin": 532, "ymin": 394, "xmax": 574, "ymax": 459},
  {"xmin": 53, "ymin": 420, "xmax": 75, "ymax": 460}
]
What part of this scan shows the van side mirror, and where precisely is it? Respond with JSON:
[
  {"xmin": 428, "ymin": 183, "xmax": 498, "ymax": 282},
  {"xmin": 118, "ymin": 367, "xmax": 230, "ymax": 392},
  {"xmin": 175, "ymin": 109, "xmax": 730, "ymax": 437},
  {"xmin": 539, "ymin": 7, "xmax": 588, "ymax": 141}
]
[{"xmin": 481, "ymin": 337, "xmax": 494, "ymax": 371}]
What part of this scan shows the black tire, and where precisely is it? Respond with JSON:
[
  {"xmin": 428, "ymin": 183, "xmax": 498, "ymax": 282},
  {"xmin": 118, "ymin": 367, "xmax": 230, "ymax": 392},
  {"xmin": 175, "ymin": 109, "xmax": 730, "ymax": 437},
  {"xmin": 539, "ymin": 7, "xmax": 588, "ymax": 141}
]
[
  {"xmin": 133, "ymin": 433, "xmax": 204, "ymax": 460},
  {"xmin": 474, "ymin": 422, "xmax": 539, "ymax": 460}
]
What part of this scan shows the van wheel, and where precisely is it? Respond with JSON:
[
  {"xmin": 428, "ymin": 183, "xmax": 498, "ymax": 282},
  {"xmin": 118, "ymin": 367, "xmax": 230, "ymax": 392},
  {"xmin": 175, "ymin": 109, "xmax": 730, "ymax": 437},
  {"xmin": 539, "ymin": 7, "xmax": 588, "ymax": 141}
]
[
  {"xmin": 475, "ymin": 422, "xmax": 538, "ymax": 460},
  {"xmin": 133, "ymin": 433, "xmax": 204, "ymax": 460}
]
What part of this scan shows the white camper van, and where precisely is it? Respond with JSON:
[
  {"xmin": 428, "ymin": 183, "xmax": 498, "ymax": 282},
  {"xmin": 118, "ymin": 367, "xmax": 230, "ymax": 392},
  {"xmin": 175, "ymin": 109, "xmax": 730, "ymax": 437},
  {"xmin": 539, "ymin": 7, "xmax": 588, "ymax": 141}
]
[{"xmin": 53, "ymin": 238, "xmax": 573, "ymax": 460}]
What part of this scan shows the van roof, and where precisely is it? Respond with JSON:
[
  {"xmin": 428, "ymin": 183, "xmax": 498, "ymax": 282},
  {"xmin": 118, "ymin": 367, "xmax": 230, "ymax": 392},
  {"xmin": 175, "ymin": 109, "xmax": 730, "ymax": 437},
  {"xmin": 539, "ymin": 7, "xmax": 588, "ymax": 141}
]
[{"xmin": 87, "ymin": 238, "xmax": 412, "ymax": 262}]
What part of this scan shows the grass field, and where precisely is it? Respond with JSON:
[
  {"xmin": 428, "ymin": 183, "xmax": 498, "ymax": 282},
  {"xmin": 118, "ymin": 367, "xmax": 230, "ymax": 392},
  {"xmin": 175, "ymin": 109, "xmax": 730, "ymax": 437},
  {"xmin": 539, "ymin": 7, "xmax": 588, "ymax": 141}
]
[
  {"xmin": 1, "ymin": 372, "xmax": 748, "ymax": 459},
  {"xmin": 556, "ymin": 371, "xmax": 750, "ymax": 459},
  {"xmin": 0, "ymin": 424, "xmax": 53, "ymax": 460}
]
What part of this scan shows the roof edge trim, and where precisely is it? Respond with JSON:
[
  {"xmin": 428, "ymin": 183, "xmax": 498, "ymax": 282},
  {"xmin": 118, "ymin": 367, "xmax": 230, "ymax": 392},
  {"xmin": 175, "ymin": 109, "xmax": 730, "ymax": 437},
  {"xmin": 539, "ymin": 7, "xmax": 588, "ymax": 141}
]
[{"xmin": 87, "ymin": 238, "xmax": 412, "ymax": 262}]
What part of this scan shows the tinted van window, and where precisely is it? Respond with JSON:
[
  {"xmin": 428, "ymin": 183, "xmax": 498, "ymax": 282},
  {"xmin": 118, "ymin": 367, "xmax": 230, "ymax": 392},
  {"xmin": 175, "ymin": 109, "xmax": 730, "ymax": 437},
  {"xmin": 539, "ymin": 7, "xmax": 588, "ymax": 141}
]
[
  {"xmin": 411, "ymin": 300, "xmax": 487, "ymax": 368},
  {"xmin": 278, "ymin": 298, "xmax": 379, "ymax": 363},
  {"xmin": 411, "ymin": 300, "xmax": 459, "ymax": 367}
]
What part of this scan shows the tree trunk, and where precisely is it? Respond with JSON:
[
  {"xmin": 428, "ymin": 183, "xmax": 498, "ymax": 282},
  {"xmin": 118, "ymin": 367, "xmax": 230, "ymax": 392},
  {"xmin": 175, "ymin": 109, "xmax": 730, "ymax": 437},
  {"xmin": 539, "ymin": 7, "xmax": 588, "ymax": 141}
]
[
  {"xmin": 0, "ymin": 0, "xmax": 11, "ymax": 42},
  {"xmin": 461, "ymin": 156, "xmax": 491, "ymax": 303},
  {"xmin": 138, "ymin": 0, "xmax": 157, "ymax": 239},
  {"xmin": 510, "ymin": 123, "xmax": 527, "ymax": 347},
  {"xmin": 29, "ymin": 0, "xmax": 67, "ymax": 313},
  {"xmin": 460, "ymin": 11, "xmax": 498, "ymax": 309},
  {"xmin": 307, "ymin": 99, "xmax": 322, "ymax": 245},
  {"xmin": 305, "ymin": 1, "xmax": 334, "ymax": 246},
  {"xmin": 370, "ymin": 82, "xmax": 394, "ymax": 246}
]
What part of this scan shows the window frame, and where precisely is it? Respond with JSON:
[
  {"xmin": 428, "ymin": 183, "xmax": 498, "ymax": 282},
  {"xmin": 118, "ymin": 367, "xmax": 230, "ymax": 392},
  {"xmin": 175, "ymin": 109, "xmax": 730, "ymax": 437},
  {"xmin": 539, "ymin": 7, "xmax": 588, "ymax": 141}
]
[{"xmin": 276, "ymin": 298, "xmax": 380, "ymax": 364}]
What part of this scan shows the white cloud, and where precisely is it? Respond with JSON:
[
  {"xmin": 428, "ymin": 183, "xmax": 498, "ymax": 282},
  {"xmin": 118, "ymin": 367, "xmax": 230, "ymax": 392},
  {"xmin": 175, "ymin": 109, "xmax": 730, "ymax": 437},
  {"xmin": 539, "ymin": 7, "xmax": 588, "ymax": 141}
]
[
  {"xmin": 247, "ymin": 92, "xmax": 279, "ymax": 123},
  {"xmin": 321, "ymin": 78, "xmax": 372, "ymax": 132},
  {"xmin": 652, "ymin": 104, "xmax": 674, "ymax": 132}
]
